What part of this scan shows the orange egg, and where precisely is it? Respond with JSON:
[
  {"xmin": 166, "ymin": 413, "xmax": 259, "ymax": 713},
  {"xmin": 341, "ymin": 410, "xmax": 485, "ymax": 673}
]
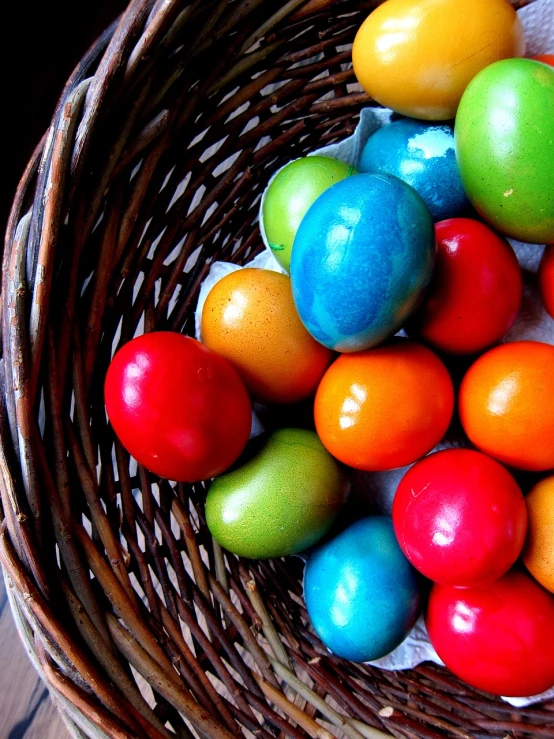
[
  {"xmin": 539, "ymin": 245, "xmax": 554, "ymax": 320},
  {"xmin": 523, "ymin": 475, "xmax": 554, "ymax": 594},
  {"xmin": 314, "ymin": 339, "xmax": 454, "ymax": 471},
  {"xmin": 459, "ymin": 341, "xmax": 554, "ymax": 471},
  {"xmin": 352, "ymin": 0, "xmax": 525, "ymax": 120},
  {"xmin": 201, "ymin": 268, "xmax": 332, "ymax": 404}
]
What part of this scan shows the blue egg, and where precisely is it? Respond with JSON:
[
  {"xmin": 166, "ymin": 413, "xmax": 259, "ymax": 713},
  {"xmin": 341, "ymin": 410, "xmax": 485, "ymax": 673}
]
[
  {"xmin": 304, "ymin": 517, "xmax": 422, "ymax": 662},
  {"xmin": 359, "ymin": 119, "xmax": 469, "ymax": 222},
  {"xmin": 290, "ymin": 173, "xmax": 434, "ymax": 352}
]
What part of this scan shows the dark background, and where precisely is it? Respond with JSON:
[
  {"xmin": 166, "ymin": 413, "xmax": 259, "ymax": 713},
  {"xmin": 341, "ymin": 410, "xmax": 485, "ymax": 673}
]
[{"xmin": 1, "ymin": 0, "xmax": 130, "ymax": 237}]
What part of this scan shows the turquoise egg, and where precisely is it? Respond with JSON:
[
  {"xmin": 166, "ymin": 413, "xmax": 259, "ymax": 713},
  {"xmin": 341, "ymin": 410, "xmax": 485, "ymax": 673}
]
[
  {"xmin": 290, "ymin": 174, "xmax": 435, "ymax": 352},
  {"xmin": 304, "ymin": 517, "xmax": 422, "ymax": 662},
  {"xmin": 359, "ymin": 119, "xmax": 469, "ymax": 221}
]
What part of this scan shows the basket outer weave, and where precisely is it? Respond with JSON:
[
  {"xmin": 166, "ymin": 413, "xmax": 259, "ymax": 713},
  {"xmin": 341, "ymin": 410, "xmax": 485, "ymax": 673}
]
[{"xmin": 1, "ymin": 1, "xmax": 552, "ymax": 737}]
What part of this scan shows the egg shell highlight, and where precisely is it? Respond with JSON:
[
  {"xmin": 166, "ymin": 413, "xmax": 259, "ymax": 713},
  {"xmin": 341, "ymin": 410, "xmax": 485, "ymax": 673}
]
[
  {"xmin": 290, "ymin": 173, "xmax": 435, "ymax": 352},
  {"xmin": 201, "ymin": 268, "xmax": 333, "ymax": 403},
  {"xmin": 359, "ymin": 119, "xmax": 469, "ymax": 221},
  {"xmin": 304, "ymin": 516, "xmax": 422, "ymax": 662},
  {"xmin": 352, "ymin": 0, "xmax": 525, "ymax": 120},
  {"xmin": 262, "ymin": 156, "xmax": 355, "ymax": 272},
  {"xmin": 455, "ymin": 58, "xmax": 554, "ymax": 244},
  {"xmin": 206, "ymin": 429, "xmax": 349, "ymax": 559}
]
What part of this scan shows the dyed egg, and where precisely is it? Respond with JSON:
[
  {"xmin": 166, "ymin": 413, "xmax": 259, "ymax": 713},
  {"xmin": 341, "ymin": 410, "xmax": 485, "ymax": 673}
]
[
  {"xmin": 353, "ymin": 0, "xmax": 525, "ymax": 120},
  {"xmin": 262, "ymin": 156, "xmax": 355, "ymax": 272},
  {"xmin": 409, "ymin": 218, "xmax": 522, "ymax": 354},
  {"xmin": 532, "ymin": 54, "xmax": 554, "ymax": 68},
  {"xmin": 290, "ymin": 174, "xmax": 435, "ymax": 351},
  {"xmin": 359, "ymin": 120, "xmax": 469, "ymax": 221},
  {"xmin": 459, "ymin": 341, "xmax": 554, "ymax": 471},
  {"xmin": 427, "ymin": 571, "xmax": 554, "ymax": 696},
  {"xmin": 455, "ymin": 59, "xmax": 554, "ymax": 244},
  {"xmin": 206, "ymin": 429, "xmax": 349, "ymax": 559},
  {"xmin": 201, "ymin": 269, "xmax": 332, "ymax": 404},
  {"xmin": 104, "ymin": 333, "xmax": 251, "ymax": 482},
  {"xmin": 523, "ymin": 475, "xmax": 554, "ymax": 594},
  {"xmin": 314, "ymin": 339, "xmax": 454, "ymax": 471},
  {"xmin": 304, "ymin": 517, "xmax": 422, "ymax": 662},
  {"xmin": 393, "ymin": 449, "xmax": 527, "ymax": 586},
  {"xmin": 539, "ymin": 245, "xmax": 554, "ymax": 319}
]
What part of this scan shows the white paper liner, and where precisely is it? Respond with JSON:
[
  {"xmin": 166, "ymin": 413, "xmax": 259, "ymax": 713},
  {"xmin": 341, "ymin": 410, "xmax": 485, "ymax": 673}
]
[{"xmin": 195, "ymin": 2, "xmax": 554, "ymax": 706}]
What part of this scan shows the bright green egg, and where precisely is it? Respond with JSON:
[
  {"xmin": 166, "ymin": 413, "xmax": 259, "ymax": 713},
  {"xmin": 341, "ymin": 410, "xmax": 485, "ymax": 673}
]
[
  {"xmin": 205, "ymin": 428, "xmax": 349, "ymax": 559},
  {"xmin": 262, "ymin": 156, "xmax": 356, "ymax": 272},
  {"xmin": 455, "ymin": 58, "xmax": 554, "ymax": 244}
]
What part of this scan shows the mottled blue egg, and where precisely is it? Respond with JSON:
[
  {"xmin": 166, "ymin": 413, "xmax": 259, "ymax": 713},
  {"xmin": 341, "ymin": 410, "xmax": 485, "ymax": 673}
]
[
  {"xmin": 359, "ymin": 119, "xmax": 469, "ymax": 221},
  {"xmin": 304, "ymin": 517, "xmax": 422, "ymax": 662},
  {"xmin": 290, "ymin": 173, "xmax": 435, "ymax": 352}
]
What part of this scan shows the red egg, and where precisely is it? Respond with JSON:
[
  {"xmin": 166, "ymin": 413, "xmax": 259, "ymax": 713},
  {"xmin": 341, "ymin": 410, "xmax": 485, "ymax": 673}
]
[
  {"xmin": 409, "ymin": 218, "xmax": 522, "ymax": 354},
  {"xmin": 427, "ymin": 571, "xmax": 554, "ymax": 696},
  {"xmin": 532, "ymin": 54, "xmax": 554, "ymax": 68},
  {"xmin": 105, "ymin": 332, "xmax": 252, "ymax": 482},
  {"xmin": 393, "ymin": 449, "xmax": 527, "ymax": 586},
  {"xmin": 539, "ymin": 244, "xmax": 554, "ymax": 319}
]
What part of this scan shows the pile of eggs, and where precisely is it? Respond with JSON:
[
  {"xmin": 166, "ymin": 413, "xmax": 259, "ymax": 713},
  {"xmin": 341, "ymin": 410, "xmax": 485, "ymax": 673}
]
[{"xmin": 105, "ymin": 0, "xmax": 554, "ymax": 699}]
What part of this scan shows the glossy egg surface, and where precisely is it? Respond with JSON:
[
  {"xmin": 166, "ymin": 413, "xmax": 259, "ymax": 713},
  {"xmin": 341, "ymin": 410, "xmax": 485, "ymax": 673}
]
[
  {"xmin": 393, "ymin": 449, "xmax": 527, "ymax": 586},
  {"xmin": 201, "ymin": 268, "xmax": 332, "ymax": 403},
  {"xmin": 353, "ymin": 0, "xmax": 525, "ymax": 120},
  {"xmin": 314, "ymin": 339, "xmax": 454, "ymax": 471},
  {"xmin": 206, "ymin": 429, "xmax": 349, "ymax": 559},
  {"xmin": 459, "ymin": 341, "xmax": 554, "ymax": 471},
  {"xmin": 262, "ymin": 156, "xmax": 355, "ymax": 272},
  {"xmin": 290, "ymin": 173, "xmax": 435, "ymax": 352},
  {"xmin": 409, "ymin": 218, "xmax": 522, "ymax": 354},
  {"xmin": 427, "ymin": 571, "xmax": 554, "ymax": 696},
  {"xmin": 304, "ymin": 516, "xmax": 422, "ymax": 662},
  {"xmin": 104, "ymin": 333, "xmax": 252, "ymax": 482},
  {"xmin": 523, "ymin": 475, "xmax": 554, "ymax": 594},
  {"xmin": 455, "ymin": 59, "xmax": 554, "ymax": 244},
  {"xmin": 359, "ymin": 119, "xmax": 469, "ymax": 221}
]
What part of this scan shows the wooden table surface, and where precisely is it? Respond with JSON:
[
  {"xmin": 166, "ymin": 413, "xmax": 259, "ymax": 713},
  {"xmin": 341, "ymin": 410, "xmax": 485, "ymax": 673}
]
[{"xmin": 0, "ymin": 574, "xmax": 69, "ymax": 739}]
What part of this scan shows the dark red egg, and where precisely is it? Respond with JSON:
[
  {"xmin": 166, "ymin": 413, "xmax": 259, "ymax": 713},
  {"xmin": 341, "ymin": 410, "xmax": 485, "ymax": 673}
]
[
  {"xmin": 409, "ymin": 218, "xmax": 522, "ymax": 354},
  {"xmin": 427, "ymin": 571, "xmax": 554, "ymax": 696},
  {"xmin": 392, "ymin": 448, "xmax": 527, "ymax": 586},
  {"xmin": 105, "ymin": 332, "xmax": 252, "ymax": 482}
]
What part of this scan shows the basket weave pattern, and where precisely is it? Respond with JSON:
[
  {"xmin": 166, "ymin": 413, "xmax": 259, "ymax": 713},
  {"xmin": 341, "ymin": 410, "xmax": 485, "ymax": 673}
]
[{"xmin": 1, "ymin": 1, "xmax": 552, "ymax": 737}]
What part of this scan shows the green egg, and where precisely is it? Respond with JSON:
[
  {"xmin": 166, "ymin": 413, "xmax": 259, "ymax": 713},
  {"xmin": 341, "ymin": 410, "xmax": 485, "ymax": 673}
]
[
  {"xmin": 455, "ymin": 59, "xmax": 554, "ymax": 244},
  {"xmin": 262, "ymin": 156, "xmax": 356, "ymax": 272},
  {"xmin": 206, "ymin": 428, "xmax": 349, "ymax": 559}
]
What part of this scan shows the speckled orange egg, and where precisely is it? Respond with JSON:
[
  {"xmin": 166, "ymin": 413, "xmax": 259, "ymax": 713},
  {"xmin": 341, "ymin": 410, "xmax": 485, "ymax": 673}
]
[
  {"xmin": 523, "ymin": 476, "xmax": 554, "ymax": 594},
  {"xmin": 201, "ymin": 268, "xmax": 333, "ymax": 404}
]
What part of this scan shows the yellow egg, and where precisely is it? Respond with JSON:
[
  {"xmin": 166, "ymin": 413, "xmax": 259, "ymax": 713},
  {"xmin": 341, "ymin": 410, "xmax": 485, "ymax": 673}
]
[
  {"xmin": 201, "ymin": 268, "xmax": 332, "ymax": 404},
  {"xmin": 523, "ymin": 475, "xmax": 554, "ymax": 594},
  {"xmin": 352, "ymin": 0, "xmax": 525, "ymax": 120}
]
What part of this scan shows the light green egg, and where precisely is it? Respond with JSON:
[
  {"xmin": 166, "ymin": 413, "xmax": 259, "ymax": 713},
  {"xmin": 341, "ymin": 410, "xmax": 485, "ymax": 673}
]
[
  {"xmin": 262, "ymin": 156, "xmax": 356, "ymax": 272},
  {"xmin": 206, "ymin": 428, "xmax": 349, "ymax": 559},
  {"xmin": 455, "ymin": 59, "xmax": 554, "ymax": 244}
]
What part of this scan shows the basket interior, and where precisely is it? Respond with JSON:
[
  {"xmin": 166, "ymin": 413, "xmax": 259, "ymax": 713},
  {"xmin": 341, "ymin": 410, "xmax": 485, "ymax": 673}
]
[{"xmin": 1, "ymin": 1, "xmax": 553, "ymax": 738}]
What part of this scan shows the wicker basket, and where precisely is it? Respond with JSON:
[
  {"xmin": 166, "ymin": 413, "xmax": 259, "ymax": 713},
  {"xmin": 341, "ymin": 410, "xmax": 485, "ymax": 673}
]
[{"xmin": 2, "ymin": 1, "xmax": 553, "ymax": 737}]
